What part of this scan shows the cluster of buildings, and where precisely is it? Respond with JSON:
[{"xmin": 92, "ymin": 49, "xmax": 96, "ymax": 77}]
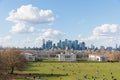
[
  {"xmin": 42, "ymin": 39, "xmax": 86, "ymax": 50},
  {"xmin": 23, "ymin": 39, "xmax": 120, "ymax": 51},
  {"xmin": 22, "ymin": 52, "xmax": 108, "ymax": 62},
  {"xmin": 20, "ymin": 39, "xmax": 120, "ymax": 62},
  {"xmin": 22, "ymin": 47, "xmax": 108, "ymax": 62}
]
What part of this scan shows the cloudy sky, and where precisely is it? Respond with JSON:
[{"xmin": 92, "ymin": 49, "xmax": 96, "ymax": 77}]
[{"xmin": 1, "ymin": 0, "xmax": 120, "ymax": 48}]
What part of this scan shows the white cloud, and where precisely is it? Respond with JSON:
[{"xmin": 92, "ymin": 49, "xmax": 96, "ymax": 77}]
[
  {"xmin": 93, "ymin": 24, "xmax": 119, "ymax": 36},
  {"xmin": 4, "ymin": 36, "xmax": 12, "ymax": 41},
  {"xmin": 79, "ymin": 24, "xmax": 120, "ymax": 47},
  {"xmin": 8, "ymin": 29, "xmax": 65, "ymax": 47},
  {"xmin": 0, "ymin": 35, "xmax": 12, "ymax": 46},
  {"xmin": 10, "ymin": 23, "xmax": 35, "ymax": 33},
  {"xmin": 36, "ymin": 29, "xmax": 65, "ymax": 41},
  {"xmin": 6, "ymin": 4, "xmax": 55, "ymax": 24}
]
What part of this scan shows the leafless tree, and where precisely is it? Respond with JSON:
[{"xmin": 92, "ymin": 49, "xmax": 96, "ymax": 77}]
[
  {"xmin": 3, "ymin": 48, "xmax": 27, "ymax": 74},
  {"xmin": 0, "ymin": 50, "xmax": 11, "ymax": 80},
  {"xmin": 0, "ymin": 48, "xmax": 27, "ymax": 80},
  {"xmin": 108, "ymin": 52, "xmax": 120, "ymax": 61}
]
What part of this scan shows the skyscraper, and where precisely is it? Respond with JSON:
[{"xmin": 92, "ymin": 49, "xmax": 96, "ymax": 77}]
[
  {"xmin": 46, "ymin": 40, "xmax": 52, "ymax": 50},
  {"xmin": 81, "ymin": 42, "xmax": 86, "ymax": 50},
  {"xmin": 42, "ymin": 39, "xmax": 46, "ymax": 49}
]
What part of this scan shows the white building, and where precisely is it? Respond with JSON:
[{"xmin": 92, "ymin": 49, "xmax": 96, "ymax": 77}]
[
  {"xmin": 89, "ymin": 54, "xmax": 108, "ymax": 62},
  {"xmin": 21, "ymin": 53, "xmax": 36, "ymax": 62},
  {"xmin": 58, "ymin": 53, "xmax": 76, "ymax": 61},
  {"xmin": 58, "ymin": 46, "xmax": 76, "ymax": 61}
]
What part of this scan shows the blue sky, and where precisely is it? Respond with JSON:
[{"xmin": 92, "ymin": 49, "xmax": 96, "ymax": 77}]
[{"xmin": 1, "ymin": 0, "xmax": 120, "ymax": 48}]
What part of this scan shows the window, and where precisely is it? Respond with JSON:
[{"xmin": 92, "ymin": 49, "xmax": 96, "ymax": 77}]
[{"xmin": 65, "ymin": 55, "xmax": 71, "ymax": 58}]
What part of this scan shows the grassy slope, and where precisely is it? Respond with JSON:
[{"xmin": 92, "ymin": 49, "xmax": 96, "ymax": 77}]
[{"xmin": 16, "ymin": 62, "xmax": 120, "ymax": 80}]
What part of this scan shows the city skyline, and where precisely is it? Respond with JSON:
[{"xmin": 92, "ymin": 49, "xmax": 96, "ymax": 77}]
[
  {"xmin": 1, "ymin": 0, "xmax": 120, "ymax": 47},
  {"xmin": 24, "ymin": 39, "xmax": 120, "ymax": 51},
  {"xmin": 42, "ymin": 39, "xmax": 86, "ymax": 50}
]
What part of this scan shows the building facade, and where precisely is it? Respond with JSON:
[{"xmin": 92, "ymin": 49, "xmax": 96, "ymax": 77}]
[
  {"xmin": 21, "ymin": 53, "xmax": 36, "ymax": 62},
  {"xmin": 89, "ymin": 54, "xmax": 108, "ymax": 61},
  {"xmin": 58, "ymin": 53, "xmax": 76, "ymax": 61}
]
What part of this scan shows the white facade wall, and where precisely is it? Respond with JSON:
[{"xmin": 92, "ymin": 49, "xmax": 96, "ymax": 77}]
[
  {"xmin": 22, "ymin": 53, "xmax": 36, "ymax": 62},
  {"xmin": 89, "ymin": 54, "xmax": 108, "ymax": 61},
  {"xmin": 89, "ymin": 55, "xmax": 100, "ymax": 61},
  {"xmin": 26, "ymin": 55, "xmax": 36, "ymax": 61},
  {"xmin": 58, "ymin": 53, "xmax": 76, "ymax": 61}
]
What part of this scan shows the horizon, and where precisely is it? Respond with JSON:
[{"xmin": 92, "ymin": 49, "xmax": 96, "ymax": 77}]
[{"xmin": 0, "ymin": 39, "xmax": 118, "ymax": 49}]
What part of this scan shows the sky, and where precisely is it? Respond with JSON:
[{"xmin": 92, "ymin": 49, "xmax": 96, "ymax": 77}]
[{"xmin": 1, "ymin": 0, "xmax": 120, "ymax": 48}]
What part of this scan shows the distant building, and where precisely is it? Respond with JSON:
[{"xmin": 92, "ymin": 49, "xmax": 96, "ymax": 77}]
[
  {"xmin": 21, "ymin": 53, "xmax": 36, "ymax": 62},
  {"xmin": 88, "ymin": 54, "xmax": 108, "ymax": 62},
  {"xmin": 80, "ymin": 42, "xmax": 86, "ymax": 50},
  {"xmin": 58, "ymin": 53, "xmax": 76, "ymax": 61},
  {"xmin": 100, "ymin": 46, "xmax": 105, "ymax": 50},
  {"xmin": 91, "ymin": 44, "xmax": 95, "ymax": 50},
  {"xmin": 42, "ymin": 39, "xmax": 46, "ymax": 50},
  {"xmin": 106, "ymin": 47, "xmax": 113, "ymax": 51},
  {"xmin": 46, "ymin": 40, "xmax": 52, "ymax": 50},
  {"xmin": 58, "ymin": 47, "xmax": 76, "ymax": 61}
]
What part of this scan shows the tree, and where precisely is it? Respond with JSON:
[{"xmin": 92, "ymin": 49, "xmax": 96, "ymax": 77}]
[
  {"xmin": 109, "ymin": 52, "xmax": 120, "ymax": 61},
  {"xmin": 0, "ymin": 50, "xmax": 11, "ymax": 80},
  {"xmin": 3, "ymin": 48, "xmax": 27, "ymax": 74}
]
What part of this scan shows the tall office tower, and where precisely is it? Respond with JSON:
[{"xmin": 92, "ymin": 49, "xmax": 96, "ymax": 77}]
[
  {"xmin": 64, "ymin": 39, "xmax": 68, "ymax": 48},
  {"xmin": 72, "ymin": 40, "xmax": 78, "ymax": 50},
  {"xmin": 74, "ymin": 40, "xmax": 78, "ymax": 50},
  {"xmin": 61, "ymin": 41, "xmax": 66, "ymax": 50},
  {"xmin": 46, "ymin": 40, "xmax": 52, "ymax": 50},
  {"xmin": 100, "ymin": 46, "xmax": 105, "ymax": 50},
  {"xmin": 81, "ymin": 42, "xmax": 86, "ymax": 50},
  {"xmin": 68, "ymin": 40, "xmax": 72, "ymax": 50},
  {"xmin": 116, "ymin": 44, "xmax": 118, "ymax": 49},
  {"xmin": 42, "ymin": 39, "xmax": 46, "ymax": 50},
  {"xmin": 52, "ymin": 43, "xmax": 56, "ymax": 50},
  {"xmin": 57, "ymin": 40, "xmax": 62, "ymax": 49},
  {"xmin": 91, "ymin": 44, "xmax": 95, "ymax": 50},
  {"xmin": 79, "ymin": 42, "xmax": 82, "ymax": 50}
]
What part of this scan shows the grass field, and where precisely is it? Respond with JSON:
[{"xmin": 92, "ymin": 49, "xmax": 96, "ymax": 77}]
[{"xmin": 16, "ymin": 61, "xmax": 120, "ymax": 80}]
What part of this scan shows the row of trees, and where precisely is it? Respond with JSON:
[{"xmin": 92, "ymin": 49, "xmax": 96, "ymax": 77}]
[{"xmin": 0, "ymin": 48, "xmax": 27, "ymax": 80}]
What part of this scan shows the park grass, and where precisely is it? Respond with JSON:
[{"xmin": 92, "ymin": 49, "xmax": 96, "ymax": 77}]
[{"xmin": 15, "ymin": 61, "xmax": 120, "ymax": 80}]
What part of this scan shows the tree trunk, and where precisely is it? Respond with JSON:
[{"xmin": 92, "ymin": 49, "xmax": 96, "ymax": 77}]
[{"xmin": 10, "ymin": 66, "xmax": 14, "ymax": 74}]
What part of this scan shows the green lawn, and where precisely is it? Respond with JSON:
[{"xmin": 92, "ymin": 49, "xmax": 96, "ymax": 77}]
[{"xmin": 16, "ymin": 62, "xmax": 120, "ymax": 80}]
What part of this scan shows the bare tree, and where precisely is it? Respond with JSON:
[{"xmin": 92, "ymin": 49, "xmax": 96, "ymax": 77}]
[
  {"xmin": 3, "ymin": 48, "xmax": 27, "ymax": 74},
  {"xmin": 109, "ymin": 52, "xmax": 120, "ymax": 61},
  {"xmin": 0, "ymin": 50, "xmax": 11, "ymax": 80}
]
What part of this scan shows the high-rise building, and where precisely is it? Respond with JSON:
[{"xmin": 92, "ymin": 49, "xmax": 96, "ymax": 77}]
[
  {"xmin": 46, "ymin": 40, "xmax": 52, "ymax": 50},
  {"xmin": 67, "ymin": 40, "xmax": 72, "ymax": 50},
  {"xmin": 57, "ymin": 40, "xmax": 62, "ymax": 49},
  {"xmin": 91, "ymin": 44, "xmax": 95, "ymax": 50},
  {"xmin": 116, "ymin": 44, "xmax": 118, "ymax": 49},
  {"xmin": 42, "ymin": 39, "xmax": 46, "ymax": 49},
  {"xmin": 81, "ymin": 42, "xmax": 86, "ymax": 50},
  {"xmin": 100, "ymin": 46, "xmax": 105, "ymax": 50}
]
